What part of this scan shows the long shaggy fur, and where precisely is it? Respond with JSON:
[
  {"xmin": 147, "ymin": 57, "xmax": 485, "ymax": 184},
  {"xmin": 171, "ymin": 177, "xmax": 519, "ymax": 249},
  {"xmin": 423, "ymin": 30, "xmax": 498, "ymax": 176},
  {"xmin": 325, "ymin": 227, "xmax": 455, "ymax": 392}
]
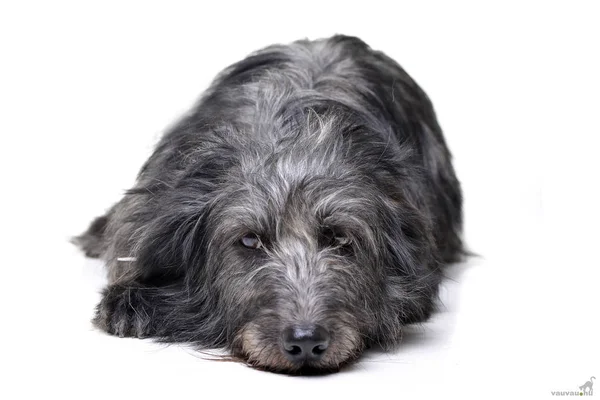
[{"xmin": 75, "ymin": 35, "xmax": 463, "ymax": 374}]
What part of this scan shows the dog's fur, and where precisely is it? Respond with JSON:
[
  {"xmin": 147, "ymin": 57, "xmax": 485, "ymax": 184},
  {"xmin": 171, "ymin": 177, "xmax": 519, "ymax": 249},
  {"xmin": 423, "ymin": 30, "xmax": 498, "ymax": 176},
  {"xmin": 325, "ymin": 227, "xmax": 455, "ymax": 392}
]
[{"xmin": 75, "ymin": 35, "xmax": 463, "ymax": 374}]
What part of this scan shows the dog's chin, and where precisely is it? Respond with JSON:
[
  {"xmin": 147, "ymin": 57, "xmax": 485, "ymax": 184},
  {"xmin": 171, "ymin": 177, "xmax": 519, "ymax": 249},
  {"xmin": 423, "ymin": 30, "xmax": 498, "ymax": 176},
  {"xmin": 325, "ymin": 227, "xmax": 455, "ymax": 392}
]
[
  {"xmin": 235, "ymin": 322, "xmax": 364, "ymax": 375},
  {"xmin": 244, "ymin": 357, "xmax": 358, "ymax": 376},
  {"xmin": 237, "ymin": 348, "xmax": 363, "ymax": 376}
]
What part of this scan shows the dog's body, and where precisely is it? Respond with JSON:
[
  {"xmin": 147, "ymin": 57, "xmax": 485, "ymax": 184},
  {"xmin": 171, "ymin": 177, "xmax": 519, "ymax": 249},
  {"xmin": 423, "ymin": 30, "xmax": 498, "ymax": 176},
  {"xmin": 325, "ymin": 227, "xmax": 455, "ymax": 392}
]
[{"xmin": 76, "ymin": 35, "xmax": 463, "ymax": 373}]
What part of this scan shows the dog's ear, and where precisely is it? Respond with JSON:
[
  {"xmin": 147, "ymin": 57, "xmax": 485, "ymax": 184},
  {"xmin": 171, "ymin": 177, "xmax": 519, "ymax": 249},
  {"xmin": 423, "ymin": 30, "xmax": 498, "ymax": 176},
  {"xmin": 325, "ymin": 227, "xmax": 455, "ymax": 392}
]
[
  {"xmin": 134, "ymin": 140, "xmax": 238, "ymax": 284},
  {"xmin": 135, "ymin": 200, "xmax": 210, "ymax": 284},
  {"xmin": 378, "ymin": 190, "xmax": 443, "ymax": 326}
]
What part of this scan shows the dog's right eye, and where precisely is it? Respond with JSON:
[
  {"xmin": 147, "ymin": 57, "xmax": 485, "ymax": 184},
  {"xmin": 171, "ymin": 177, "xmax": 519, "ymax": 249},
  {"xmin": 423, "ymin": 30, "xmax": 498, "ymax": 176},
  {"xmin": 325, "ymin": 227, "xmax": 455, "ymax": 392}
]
[{"xmin": 240, "ymin": 233, "xmax": 262, "ymax": 249}]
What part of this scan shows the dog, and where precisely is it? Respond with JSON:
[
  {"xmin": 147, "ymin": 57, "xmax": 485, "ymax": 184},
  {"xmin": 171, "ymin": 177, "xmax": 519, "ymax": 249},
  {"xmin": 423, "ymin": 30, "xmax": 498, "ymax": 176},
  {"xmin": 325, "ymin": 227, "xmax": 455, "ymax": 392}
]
[{"xmin": 75, "ymin": 35, "xmax": 463, "ymax": 374}]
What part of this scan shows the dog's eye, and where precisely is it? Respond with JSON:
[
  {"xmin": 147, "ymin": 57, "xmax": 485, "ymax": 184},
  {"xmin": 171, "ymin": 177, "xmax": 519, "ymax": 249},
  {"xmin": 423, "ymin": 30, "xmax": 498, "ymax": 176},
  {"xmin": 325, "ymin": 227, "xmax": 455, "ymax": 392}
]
[
  {"xmin": 319, "ymin": 227, "xmax": 351, "ymax": 249},
  {"xmin": 240, "ymin": 233, "xmax": 262, "ymax": 249}
]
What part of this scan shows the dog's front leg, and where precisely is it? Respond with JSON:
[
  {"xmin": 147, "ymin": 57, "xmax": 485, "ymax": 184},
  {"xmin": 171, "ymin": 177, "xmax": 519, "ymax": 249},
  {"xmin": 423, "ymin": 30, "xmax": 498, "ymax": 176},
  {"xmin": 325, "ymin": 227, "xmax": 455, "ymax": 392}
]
[{"xmin": 93, "ymin": 283, "xmax": 176, "ymax": 338}]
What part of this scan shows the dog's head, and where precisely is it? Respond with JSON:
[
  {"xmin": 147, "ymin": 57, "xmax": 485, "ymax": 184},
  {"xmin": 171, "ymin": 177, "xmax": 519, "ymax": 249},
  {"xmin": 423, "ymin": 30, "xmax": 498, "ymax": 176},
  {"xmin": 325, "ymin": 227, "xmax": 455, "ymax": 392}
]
[{"xmin": 138, "ymin": 109, "xmax": 440, "ymax": 373}]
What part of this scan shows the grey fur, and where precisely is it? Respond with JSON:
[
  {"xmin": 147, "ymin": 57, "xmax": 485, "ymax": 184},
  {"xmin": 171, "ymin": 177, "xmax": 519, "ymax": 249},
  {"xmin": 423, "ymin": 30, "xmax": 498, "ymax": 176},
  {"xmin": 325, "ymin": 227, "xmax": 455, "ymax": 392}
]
[{"xmin": 74, "ymin": 35, "xmax": 463, "ymax": 374}]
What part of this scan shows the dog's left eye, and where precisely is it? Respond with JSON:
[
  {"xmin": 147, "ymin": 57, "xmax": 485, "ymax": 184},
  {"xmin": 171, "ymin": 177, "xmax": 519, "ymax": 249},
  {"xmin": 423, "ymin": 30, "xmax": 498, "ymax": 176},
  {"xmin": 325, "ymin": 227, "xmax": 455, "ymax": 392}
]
[
  {"xmin": 319, "ymin": 227, "xmax": 351, "ymax": 249},
  {"xmin": 240, "ymin": 233, "xmax": 262, "ymax": 249}
]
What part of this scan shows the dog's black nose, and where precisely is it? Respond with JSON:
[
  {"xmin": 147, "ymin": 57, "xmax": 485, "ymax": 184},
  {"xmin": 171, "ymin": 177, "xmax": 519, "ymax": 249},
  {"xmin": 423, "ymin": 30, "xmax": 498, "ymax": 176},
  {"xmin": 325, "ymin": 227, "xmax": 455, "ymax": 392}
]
[{"xmin": 282, "ymin": 324, "xmax": 330, "ymax": 363}]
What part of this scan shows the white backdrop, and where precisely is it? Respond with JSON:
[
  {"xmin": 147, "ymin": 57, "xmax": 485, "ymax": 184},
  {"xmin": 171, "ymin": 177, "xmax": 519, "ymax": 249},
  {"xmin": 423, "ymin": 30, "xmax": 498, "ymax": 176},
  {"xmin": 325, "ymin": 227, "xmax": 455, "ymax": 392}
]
[{"xmin": 1, "ymin": 1, "xmax": 598, "ymax": 399}]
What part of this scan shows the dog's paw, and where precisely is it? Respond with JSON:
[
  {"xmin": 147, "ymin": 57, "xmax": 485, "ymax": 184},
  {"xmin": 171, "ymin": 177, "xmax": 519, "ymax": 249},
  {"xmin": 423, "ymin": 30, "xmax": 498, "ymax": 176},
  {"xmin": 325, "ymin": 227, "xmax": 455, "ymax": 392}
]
[{"xmin": 93, "ymin": 284, "xmax": 153, "ymax": 338}]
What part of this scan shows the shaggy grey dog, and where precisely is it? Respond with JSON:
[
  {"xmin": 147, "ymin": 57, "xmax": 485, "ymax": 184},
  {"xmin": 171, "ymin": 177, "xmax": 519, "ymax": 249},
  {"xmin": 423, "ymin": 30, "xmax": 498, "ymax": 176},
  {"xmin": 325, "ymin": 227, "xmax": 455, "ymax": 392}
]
[{"xmin": 75, "ymin": 35, "xmax": 463, "ymax": 374}]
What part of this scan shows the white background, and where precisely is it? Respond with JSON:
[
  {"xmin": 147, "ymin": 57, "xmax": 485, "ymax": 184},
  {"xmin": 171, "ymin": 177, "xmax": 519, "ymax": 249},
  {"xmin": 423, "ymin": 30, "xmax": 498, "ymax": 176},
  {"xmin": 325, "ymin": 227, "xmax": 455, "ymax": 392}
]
[{"xmin": 1, "ymin": 1, "xmax": 598, "ymax": 399}]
